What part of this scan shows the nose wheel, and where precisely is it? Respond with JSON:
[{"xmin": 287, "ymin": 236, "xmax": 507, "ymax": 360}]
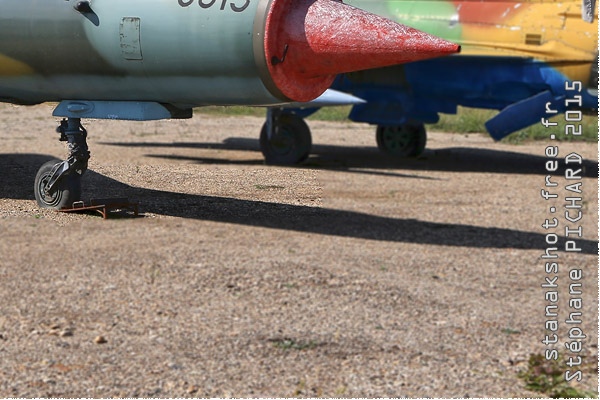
[
  {"xmin": 260, "ymin": 110, "xmax": 312, "ymax": 165},
  {"xmin": 34, "ymin": 160, "xmax": 82, "ymax": 209},
  {"xmin": 376, "ymin": 122, "xmax": 427, "ymax": 158},
  {"xmin": 33, "ymin": 118, "xmax": 89, "ymax": 209}
]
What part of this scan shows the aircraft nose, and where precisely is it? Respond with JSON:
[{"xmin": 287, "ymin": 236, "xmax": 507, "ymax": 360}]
[{"xmin": 259, "ymin": 0, "xmax": 461, "ymax": 102}]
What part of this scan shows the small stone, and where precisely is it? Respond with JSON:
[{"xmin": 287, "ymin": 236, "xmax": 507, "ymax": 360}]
[
  {"xmin": 59, "ymin": 329, "xmax": 73, "ymax": 337},
  {"xmin": 94, "ymin": 335, "xmax": 107, "ymax": 344}
]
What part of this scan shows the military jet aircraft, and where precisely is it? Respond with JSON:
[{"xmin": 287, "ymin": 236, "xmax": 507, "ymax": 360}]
[
  {"xmin": 0, "ymin": 0, "xmax": 460, "ymax": 209},
  {"xmin": 258, "ymin": 0, "xmax": 598, "ymax": 164}
]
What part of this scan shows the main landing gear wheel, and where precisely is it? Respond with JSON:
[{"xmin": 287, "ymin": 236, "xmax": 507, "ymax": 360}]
[
  {"xmin": 376, "ymin": 123, "xmax": 427, "ymax": 158},
  {"xmin": 260, "ymin": 113, "xmax": 312, "ymax": 165},
  {"xmin": 34, "ymin": 161, "xmax": 82, "ymax": 209}
]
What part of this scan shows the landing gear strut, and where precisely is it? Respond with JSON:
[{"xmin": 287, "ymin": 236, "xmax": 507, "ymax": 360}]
[
  {"xmin": 260, "ymin": 109, "xmax": 312, "ymax": 165},
  {"xmin": 376, "ymin": 122, "xmax": 427, "ymax": 158},
  {"xmin": 34, "ymin": 117, "xmax": 90, "ymax": 209}
]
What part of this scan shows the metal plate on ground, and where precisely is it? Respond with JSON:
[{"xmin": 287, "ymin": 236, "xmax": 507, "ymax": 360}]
[{"xmin": 58, "ymin": 198, "xmax": 139, "ymax": 219}]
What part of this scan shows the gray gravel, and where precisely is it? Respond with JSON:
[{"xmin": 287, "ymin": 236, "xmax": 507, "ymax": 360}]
[{"xmin": 0, "ymin": 103, "xmax": 597, "ymax": 397}]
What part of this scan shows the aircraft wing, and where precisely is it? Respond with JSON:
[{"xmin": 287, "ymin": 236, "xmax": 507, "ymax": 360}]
[{"xmin": 280, "ymin": 89, "xmax": 365, "ymax": 109}]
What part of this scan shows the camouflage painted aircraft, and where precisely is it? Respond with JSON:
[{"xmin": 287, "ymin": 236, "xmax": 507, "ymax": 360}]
[
  {"xmin": 0, "ymin": 0, "xmax": 460, "ymax": 209},
  {"xmin": 259, "ymin": 0, "xmax": 598, "ymax": 164}
]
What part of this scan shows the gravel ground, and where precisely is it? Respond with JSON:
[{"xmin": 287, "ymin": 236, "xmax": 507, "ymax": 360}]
[{"xmin": 0, "ymin": 103, "xmax": 597, "ymax": 397}]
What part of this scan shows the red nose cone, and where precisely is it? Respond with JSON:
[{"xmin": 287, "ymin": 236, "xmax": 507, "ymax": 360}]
[{"xmin": 263, "ymin": 0, "xmax": 460, "ymax": 102}]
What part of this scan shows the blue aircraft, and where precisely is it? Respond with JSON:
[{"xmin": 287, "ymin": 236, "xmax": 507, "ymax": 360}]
[{"xmin": 258, "ymin": 0, "xmax": 598, "ymax": 165}]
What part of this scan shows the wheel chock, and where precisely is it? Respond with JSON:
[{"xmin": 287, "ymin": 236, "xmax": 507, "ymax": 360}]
[{"xmin": 58, "ymin": 198, "xmax": 139, "ymax": 219}]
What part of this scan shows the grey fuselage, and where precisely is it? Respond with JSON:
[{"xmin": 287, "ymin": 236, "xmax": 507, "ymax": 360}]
[{"xmin": 0, "ymin": 0, "xmax": 281, "ymax": 106}]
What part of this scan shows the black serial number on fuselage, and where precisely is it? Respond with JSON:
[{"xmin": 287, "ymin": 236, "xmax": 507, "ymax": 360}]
[{"xmin": 178, "ymin": 0, "xmax": 250, "ymax": 12}]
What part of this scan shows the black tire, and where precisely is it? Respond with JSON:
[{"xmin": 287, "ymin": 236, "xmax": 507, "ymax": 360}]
[
  {"xmin": 34, "ymin": 160, "xmax": 82, "ymax": 209},
  {"xmin": 376, "ymin": 123, "xmax": 427, "ymax": 158},
  {"xmin": 260, "ymin": 113, "xmax": 312, "ymax": 165}
]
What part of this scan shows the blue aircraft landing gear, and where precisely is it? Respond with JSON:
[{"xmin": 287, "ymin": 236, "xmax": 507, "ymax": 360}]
[
  {"xmin": 34, "ymin": 118, "xmax": 90, "ymax": 209},
  {"xmin": 260, "ymin": 109, "xmax": 312, "ymax": 165},
  {"xmin": 376, "ymin": 122, "xmax": 427, "ymax": 158}
]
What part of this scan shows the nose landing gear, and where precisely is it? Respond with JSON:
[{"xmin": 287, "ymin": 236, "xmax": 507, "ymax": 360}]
[
  {"xmin": 260, "ymin": 109, "xmax": 312, "ymax": 165},
  {"xmin": 376, "ymin": 122, "xmax": 427, "ymax": 158},
  {"xmin": 34, "ymin": 117, "xmax": 90, "ymax": 209}
]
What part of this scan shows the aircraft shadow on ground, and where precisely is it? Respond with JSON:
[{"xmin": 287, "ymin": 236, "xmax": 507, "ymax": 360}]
[
  {"xmin": 103, "ymin": 137, "xmax": 599, "ymax": 178},
  {"xmin": 1, "ymin": 153, "xmax": 596, "ymax": 254}
]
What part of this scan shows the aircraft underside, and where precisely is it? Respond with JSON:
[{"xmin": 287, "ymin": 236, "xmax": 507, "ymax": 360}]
[{"xmin": 257, "ymin": 55, "xmax": 598, "ymax": 164}]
